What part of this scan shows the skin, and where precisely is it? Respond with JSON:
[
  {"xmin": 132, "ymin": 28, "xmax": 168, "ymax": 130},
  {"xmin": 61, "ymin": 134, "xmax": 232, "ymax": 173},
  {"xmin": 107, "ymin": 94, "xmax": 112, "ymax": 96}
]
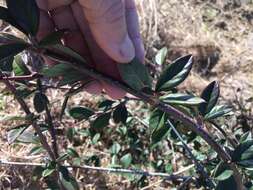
[{"xmin": 36, "ymin": 0, "xmax": 145, "ymax": 99}]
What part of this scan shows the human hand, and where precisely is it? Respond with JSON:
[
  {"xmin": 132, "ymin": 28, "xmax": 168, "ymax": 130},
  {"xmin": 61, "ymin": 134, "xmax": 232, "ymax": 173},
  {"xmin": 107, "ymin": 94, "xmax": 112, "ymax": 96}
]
[{"xmin": 36, "ymin": 0, "xmax": 145, "ymax": 99}]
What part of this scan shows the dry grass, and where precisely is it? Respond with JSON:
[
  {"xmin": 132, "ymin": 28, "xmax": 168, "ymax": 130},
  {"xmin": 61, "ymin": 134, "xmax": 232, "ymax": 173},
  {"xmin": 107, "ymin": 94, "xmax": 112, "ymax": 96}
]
[{"xmin": 0, "ymin": 0, "xmax": 253, "ymax": 189}]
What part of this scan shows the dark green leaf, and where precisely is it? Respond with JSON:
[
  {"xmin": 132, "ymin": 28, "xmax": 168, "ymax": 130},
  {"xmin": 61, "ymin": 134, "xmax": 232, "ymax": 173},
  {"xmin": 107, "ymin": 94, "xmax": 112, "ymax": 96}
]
[
  {"xmin": 213, "ymin": 162, "xmax": 237, "ymax": 190},
  {"xmin": 47, "ymin": 44, "xmax": 87, "ymax": 64},
  {"xmin": 120, "ymin": 153, "xmax": 132, "ymax": 168},
  {"xmin": 0, "ymin": 56, "xmax": 13, "ymax": 72},
  {"xmin": 150, "ymin": 110, "xmax": 169, "ymax": 145},
  {"xmin": 7, "ymin": 0, "xmax": 40, "ymax": 35},
  {"xmin": 39, "ymin": 30, "xmax": 67, "ymax": 47},
  {"xmin": 68, "ymin": 106, "xmax": 94, "ymax": 121},
  {"xmin": 67, "ymin": 148, "xmax": 79, "ymax": 158},
  {"xmin": 160, "ymin": 93, "xmax": 205, "ymax": 106},
  {"xmin": 33, "ymin": 91, "xmax": 49, "ymax": 113},
  {"xmin": 204, "ymin": 105, "xmax": 233, "ymax": 120},
  {"xmin": 42, "ymin": 63, "xmax": 73, "ymax": 77},
  {"xmin": 58, "ymin": 71, "xmax": 89, "ymax": 86},
  {"xmin": 59, "ymin": 166, "xmax": 79, "ymax": 190},
  {"xmin": 7, "ymin": 124, "xmax": 28, "ymax": 144},
  {"xmin": 91, "ymin": 112, "xmax": 111, "ymax": 130},
  {"xmin": 215, "ymin": 170, "xmax": 233, "ymax": 181},
  {"xmin": 32, "ymin": 166, "xmax": 44, "ymax": 181},
  {"xmin": 0, "ymin": 7, "xmax": 24, "ymax": 32},
  {"xmin": 155, "ymin": 55, "xmax": 193, "ymax": 91},
  {"xmin": 149, "ymin": 109, "xmax": 165, "ymax": 133},
  {"xmin": 0, "ymin": 43, "xmax": 29, "ymax": 62},
  {"xmin": 232, "ymin": 140, "xmax": 253, "ymax": 167},
  {"xmin": 12, "ymin": 54, "xmax": 31, "ymax": 76},
  {"xmin": 118, "ymin": 57, "xmax": 152, "ymax": 91},
  {"xmin": 113, "ymin": 104, "xmax": 128, "ymax": 124},
  {"xmin": 199, "ymin": 81, "xmax": 220, "ymax": 116},
  {"xmin": 98, "ymin": 100, "xmax": 114, "ymax": 110},
  {"xmin": 155, "ymin": 47, "xmax": 168, "ymax": 65}
]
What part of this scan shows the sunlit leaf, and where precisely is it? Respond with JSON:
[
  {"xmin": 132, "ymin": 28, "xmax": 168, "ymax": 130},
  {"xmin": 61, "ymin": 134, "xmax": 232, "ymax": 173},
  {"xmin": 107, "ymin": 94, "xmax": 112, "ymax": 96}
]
[
  {"xmin": 12, "ymin": 54, "xmax": 31, "ymax": 76},
  {"xmin": 204, "ymin": 105, "xmax": 233, "ymax": 120},
  {"xmin": 7, "ymin": 124, "xmax": 28, "ymax": 144},
  {"xmin": 155, "ymin": 47, "xmax": 168, "ymax": 65},
  {"xmin": 213, "ymin": 162, "xmax": 237, "ymax": 190},
  {"xmin": 160, "ymin": 93, "xmax": 205, "ymax": 106},
  {"xmin": 120, "ymin": 153, "xmax": 132, "ymax": 168},
  {"xmin": 110, "ymin": 142, "xmax": 121, "ymax": 155},
  {"xmin": 156, "ymin": 55, "xmax": 193, "ymax": 91},
  {"xmin": 199, "ymin": 81, "xmax": 220, "ymax": 116}
]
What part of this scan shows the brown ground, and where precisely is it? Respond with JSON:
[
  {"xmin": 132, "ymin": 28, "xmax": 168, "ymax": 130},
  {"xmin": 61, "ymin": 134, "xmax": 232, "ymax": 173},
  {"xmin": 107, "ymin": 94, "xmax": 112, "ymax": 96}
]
[{"xmin": 0, "ymin": 0, "xmax": 253, "ymax": 189}]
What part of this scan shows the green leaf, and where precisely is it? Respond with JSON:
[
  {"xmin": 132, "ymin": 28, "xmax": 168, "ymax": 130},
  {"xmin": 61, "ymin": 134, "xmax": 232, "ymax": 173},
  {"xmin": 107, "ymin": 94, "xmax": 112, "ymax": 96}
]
[
  {"xmin": 47, "ymin": 44, "xmax": 87, "ymax": 64},
  {"xmin": 0, "ymin": 56, "xmax": 13, "ymax": 72},
  {"xmin": 113, "ymin": 104, "xmax": 128, "ymax": 124},
  {"xmin": 7, "ymin": 124, "xmax": 29, "ymax": 144},
  {"xmin": 42, "ymin": 63, "xmax": 73, "ymax": 77},
  {"xmin": 215, "ymin": 170, "xmax": 233, "ymax": 181},
  {"xmin": 118, "ymin": 57, "xmax": 152, "ymax": 91},
  {"xmin": 232, "ymin": 140, "xmax": 253, "ymax": 167},
  {"xmin": 155, "ymin": 55, "xmax": 193, "ymax": 91},
  {"xmin": 204, "ymin": 105, "xmax": 233, "ymax": 120},
  {"xmin": 160, "ymin": 93, "xmax": 205, "ymax": 106},
  {"xmin": 67, "ymin": 148, "xmax": 79, "ymax": 158},
  {"xmin": 42, "ymin": 168, "xmax": 55, "ymax": 178},
  {"xmin": 33, "ymin": 91, "xmax": 49, "ymax": 113},
  {"xmin": 199, "ymin": 81, "xmax": 220, "ymax": 116},
  {"xmin": 120, "ymin": 153, "xmax": 132, "ymax": 168},
  {"xmin": 6, "ymin": 0, "xmax": 40, "ymax": 35},
  {"xmin": 39, "ymin": 30, "xmax": 67, "ymax": 47},
  {"xmin": 91, "ymin": 112, "xmax": 111, "ymax": 130},
  {"xmin": 29, "ymin": 146, "xmax": 45, "ymax": 155},
  {"xmin": 213, "ymin": 162, "xmax": 237, "ymax": 190},
  {"xmin": 58, "ymin": 71, "xmax": 89, "ymax": 86},
  {"xmin": 68, "ymin": 106, "xmax": 94, "ymax": 121},
  {"xmin": 149, "ymin": 109, "xmax": 164, "ymax": 133},
  {"xmin": 59, "ymin": 166, "xmax": 79, "ymax": 190},
  {"xmin": 98, "ymin": 100, "xmax": 114, "ymax": 110},
  {"xmin": 0, "ymin": 43, "xmax": 29, "ymax": 62},
  {"xmin": 0, "ymin": 7, "xmax": 24, "ymax": 32},
  {"xmin": 111, "ymin": 142, "xmax": 121, "ymax": 155},
  {"xmin": 155, "ymin": 47, "xmax": 168, "ymax": 65},
  {"xmin": 12, "ymin": 54, "xmax": 31, "ymax": 76},
  {"xmin": 150, "ymin": 110, "xmax": 169, "ymax": 145}
]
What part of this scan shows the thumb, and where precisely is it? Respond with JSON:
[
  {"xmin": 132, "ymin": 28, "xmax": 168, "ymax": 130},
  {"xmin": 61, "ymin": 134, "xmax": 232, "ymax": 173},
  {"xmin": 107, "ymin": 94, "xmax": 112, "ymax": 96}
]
[{"xmin": 79, "ymin": 0, "xmax": 135, "ymax": 63}]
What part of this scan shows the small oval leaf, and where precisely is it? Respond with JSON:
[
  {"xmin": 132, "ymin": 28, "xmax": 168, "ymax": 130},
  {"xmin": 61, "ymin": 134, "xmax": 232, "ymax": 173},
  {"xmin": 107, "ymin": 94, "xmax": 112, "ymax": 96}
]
[
  {"xmin": 68, "ymin": 106, "xmax": 94, "ymax": 121},
  {"xmin": 91, "ymin": 112, "xmax": 111, "ymax": 130},
  {"xmin": 156, "ymin": 55, "xmax": 193, "ymax": 91},
  {"xmin": 199, "ymin": 81, "xmax": 220, "ymax": 116}
]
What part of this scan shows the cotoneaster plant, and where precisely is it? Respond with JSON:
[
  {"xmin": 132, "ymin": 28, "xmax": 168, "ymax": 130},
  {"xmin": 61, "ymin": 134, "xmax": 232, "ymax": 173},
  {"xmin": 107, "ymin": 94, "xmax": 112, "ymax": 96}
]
[{"xmin": 0, "ymin": 0, "xmax": 252, "ymax": 189}]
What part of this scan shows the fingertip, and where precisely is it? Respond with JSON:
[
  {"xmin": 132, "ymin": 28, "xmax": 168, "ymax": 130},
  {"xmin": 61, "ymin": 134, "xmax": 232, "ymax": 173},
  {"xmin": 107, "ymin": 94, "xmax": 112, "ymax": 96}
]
[
  {"xmin": 84, "ymin": 81, "xmax": 103, "ymax": 95},
  {"xmin": 102, "ymin": 82, "xmax": 126, "ymax": 100}
]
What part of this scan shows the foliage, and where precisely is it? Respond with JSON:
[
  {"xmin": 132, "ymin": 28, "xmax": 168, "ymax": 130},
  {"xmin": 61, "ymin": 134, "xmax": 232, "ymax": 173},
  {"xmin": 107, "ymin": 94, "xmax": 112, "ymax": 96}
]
[{"xmin": 0, "ymin": 1, "xmax": 251, "ymax": 189}]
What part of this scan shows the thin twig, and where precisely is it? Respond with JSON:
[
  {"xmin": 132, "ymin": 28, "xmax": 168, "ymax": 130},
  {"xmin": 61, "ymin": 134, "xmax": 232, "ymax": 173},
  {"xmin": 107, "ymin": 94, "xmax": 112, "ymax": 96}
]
[
  {"xmin": 37, "ymin": 79, "xmax": 59, "ymax": 158},
  {"xmin": 0, "ymin": 160, "xmax": 195, "ymax": 184},
  {"xmin": 0, "ymin": 71, "xmax": 55, "ymax": 161},
  {"xmin": 167, "ymin": 119, "xmax": 215, "ymax": 188},
  {"xmin": 0, "ymin": 73, "xmax": 42, "ymax": 81}
]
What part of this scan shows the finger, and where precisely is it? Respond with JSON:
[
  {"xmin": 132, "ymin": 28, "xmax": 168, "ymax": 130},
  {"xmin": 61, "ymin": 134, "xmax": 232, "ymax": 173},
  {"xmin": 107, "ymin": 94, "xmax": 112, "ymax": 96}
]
[
  {"xmin": 50, "ymin": 4, "xmax": 102, "ymax": 93},
  {"xmin": 125, "ymin": 0, "xmax": 145, "ymax": 63},
  {"xmin": 72, "ymin": 2, "xmax": 126, "ymax": 99},
  {"xmin": 50, "ymin": 5, "xmax": 92, "ymax": 66},
  {"xmin": 79, "ymin": 0, "xmax": 135, "ymax": 63}
]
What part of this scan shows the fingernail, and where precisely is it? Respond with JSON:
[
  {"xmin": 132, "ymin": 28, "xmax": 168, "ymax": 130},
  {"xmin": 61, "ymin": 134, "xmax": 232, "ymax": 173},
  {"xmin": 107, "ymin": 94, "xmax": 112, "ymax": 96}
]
[{"xmin": 118, "ymin": 35, "xmax": 135, "ymax": 63}]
